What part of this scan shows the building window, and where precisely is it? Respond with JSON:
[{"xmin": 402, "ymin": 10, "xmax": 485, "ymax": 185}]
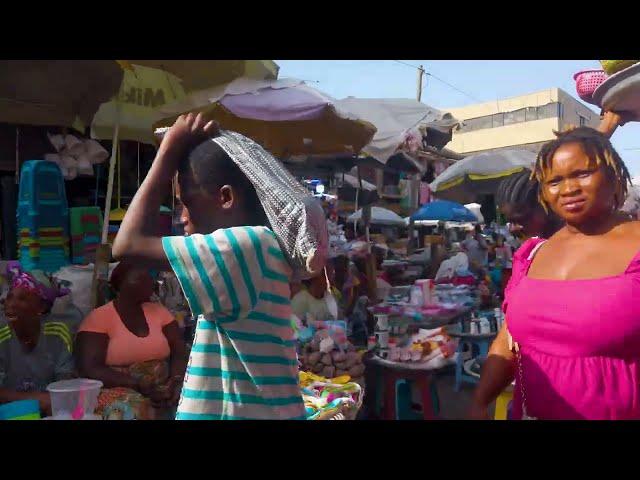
[
  {"xmin": 579, "ymin": 114, "xmax": 587, "ymax": 127},
  {"xmin": 457, "ymin": 102, "xmax": 561, "ymax": 133},
  {"xmin": 538, "ymin": 102, "xmax": 560, "ymax": 120},
  {"xmin": 525, "ymin": 107, "xmax": 538, "ymax": 121},
  {"xmin": 503, "ymin": 111, "xmax": 516, "ymax": 125}
]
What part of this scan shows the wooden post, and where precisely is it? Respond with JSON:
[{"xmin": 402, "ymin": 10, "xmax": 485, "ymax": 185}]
[
  {"xmin": 360, "ymin": 164, "xmax": 377, "ymax": 302},
  {"xmin": 90, "ymin": 243, "xmax": 112, "ymax": 309},
  {"xmin": 14, "ymin": 127, "xmax": 19, "ymax": 184},
  {"xmin": 91, "ymin": 115, "xmax": 120, "ymax": 310}
]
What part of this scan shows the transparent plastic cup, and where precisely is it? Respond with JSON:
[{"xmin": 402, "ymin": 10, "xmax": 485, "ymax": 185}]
[{"xmin": 46, "ymin": 379, "xmax": 103, "ymax": 419}]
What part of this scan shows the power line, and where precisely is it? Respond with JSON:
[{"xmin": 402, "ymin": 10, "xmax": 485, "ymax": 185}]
[
  {"xmin": 393, "ymin": 60, "xmax": 481, "ymax": 103},
  {"xmin": 393, "ymin": 60, "xmax": 421, "ymax": 70},
  {"xmin": 425, "ymin": 72, "xmax": 482, "ymax": 103}
]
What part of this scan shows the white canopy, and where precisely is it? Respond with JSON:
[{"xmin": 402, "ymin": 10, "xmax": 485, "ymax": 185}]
[
  {"xmin": 341, "ymin": 173, "xmax": 377, "ymax": 191},
  {"xmin": 428, "ymin": 149, "xmax": 537, "ymax": 203},
  {"xmin": 333, "ymin": 97, "xmax": 459, "ymax": 164},
  {"xmin": 405, "ymin": 218, "xmax": 475, "ymax": 229},
  {"xmin": 348, "ymin": 207, "xmax": 405, "ymax": 227},
  {"xmin": 464, "ymin": 203, "xmax": 484, "ymax": 223}
]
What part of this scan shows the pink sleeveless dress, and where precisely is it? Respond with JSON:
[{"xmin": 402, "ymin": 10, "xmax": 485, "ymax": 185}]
[{"xmin": 504, "ymin": 237, "xmax": 640, "ymax": 420}]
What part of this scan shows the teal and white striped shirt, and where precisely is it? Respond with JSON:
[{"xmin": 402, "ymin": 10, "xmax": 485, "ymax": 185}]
[{"xmin": 162, "ymin": 226, "xmax": 304, "ymax": 420}]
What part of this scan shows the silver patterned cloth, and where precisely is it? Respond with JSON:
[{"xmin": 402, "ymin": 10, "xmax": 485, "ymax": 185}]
[{"xmin": 211, "ymin": 131, "xmax": 328, "ymax": 280}]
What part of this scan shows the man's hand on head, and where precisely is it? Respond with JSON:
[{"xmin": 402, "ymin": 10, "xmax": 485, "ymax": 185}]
[{"xmin": 159, "ymin": 113, "xmax": 220, "ymax": 168}]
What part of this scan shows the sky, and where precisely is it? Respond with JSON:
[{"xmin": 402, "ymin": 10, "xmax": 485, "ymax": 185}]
[{"xmin": 276, "ymin": 60, "xmax": 640, "ymax": 177}]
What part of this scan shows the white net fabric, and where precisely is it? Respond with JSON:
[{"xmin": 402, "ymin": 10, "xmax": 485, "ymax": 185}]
[{"xmin": 212, "ymin": 131, "xmax": 328, "ymax": 280}]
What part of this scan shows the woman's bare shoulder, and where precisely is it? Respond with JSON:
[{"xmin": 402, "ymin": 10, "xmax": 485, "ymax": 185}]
[{"xmin": 622, "ymin": 220, "xmax": 640, "ymax": 234}]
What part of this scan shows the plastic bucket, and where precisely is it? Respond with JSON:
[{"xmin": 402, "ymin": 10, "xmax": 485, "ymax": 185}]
[{"xmin": 0, "ymin": 400, "xmax": 41, "ymax": 420}]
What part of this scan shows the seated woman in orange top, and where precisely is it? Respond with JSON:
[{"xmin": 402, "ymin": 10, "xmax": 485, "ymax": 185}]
[{"xmin": 75, "ymin": 261, "xmax": 187, "ymax": 419}]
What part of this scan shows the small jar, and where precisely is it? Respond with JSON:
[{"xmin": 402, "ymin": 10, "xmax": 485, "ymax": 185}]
[{"xmin": 400, "ymin": 349, "xmax": 411, "ymax": 362}]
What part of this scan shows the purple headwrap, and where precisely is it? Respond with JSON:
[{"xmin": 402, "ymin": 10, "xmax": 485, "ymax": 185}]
[{"xmin": 6, "ymin": 261, "xmax": 69, "ymax": 307}]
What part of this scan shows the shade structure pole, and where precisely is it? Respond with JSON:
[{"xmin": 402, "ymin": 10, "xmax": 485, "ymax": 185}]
[
  {"xmin": 101, "ymin": 119, "xmax": 120, "ymax": 244},
  {"xmin": 356, "ymin": 165, "xmax": 377, "ymax": 302},
  {"xmin": 14, "ymin": 127, "xmax": 19, "ymax": 184}
]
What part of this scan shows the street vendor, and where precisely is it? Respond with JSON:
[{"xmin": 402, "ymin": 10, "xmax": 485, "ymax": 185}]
[
  {"xmin": 291, "ymin": 272, "xmax": 337, "ymax": 322},
  {"xmin": 0, "ymin": 264, "xmax": 74, "ymax": 416},
  {"xmin": 76, "ymin": 261, "xmax": 187, "ymax": 419},
  {"xmin": 329, "ymin": 255, "xmax": 360, "ymax": 316},
  {"xmin": 373, "ymin": 245, "xmax": 392, "ymax": 285},
  {"xmin": 462, "ymin": 225, "xmax": 488, "ymax": 271},
  {"xmin": 435, "ymin": 243, "xmax": 471, "ymax": 282},
  {"xmin": 489, "ymin": 234, "xmax": 513, "ymax": 296}
]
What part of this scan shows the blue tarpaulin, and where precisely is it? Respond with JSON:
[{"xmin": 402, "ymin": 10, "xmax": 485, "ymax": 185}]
[{"xmin": 410, "ymin": 200, "xmax": 477, "ymax": 223}]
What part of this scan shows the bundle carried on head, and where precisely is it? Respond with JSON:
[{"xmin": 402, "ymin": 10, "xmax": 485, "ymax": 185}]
[
  {"xmin": 600, "ymin": 60, "xmax": 640, "ymax": 76},
  {"xmin": 211, "ymin": 131, "xmax": 328, "ymax": 280}
]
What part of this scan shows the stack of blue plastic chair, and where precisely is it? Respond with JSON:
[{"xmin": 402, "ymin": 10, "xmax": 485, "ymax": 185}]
[{"xmin": 17, "ymin": 160, "xmax": 70, "ymax": 273}]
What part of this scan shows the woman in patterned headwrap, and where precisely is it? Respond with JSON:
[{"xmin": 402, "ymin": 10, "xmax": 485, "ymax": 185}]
[{"xmin": 0, "ymin": 262, "xmax": 73, "ymax": 416}]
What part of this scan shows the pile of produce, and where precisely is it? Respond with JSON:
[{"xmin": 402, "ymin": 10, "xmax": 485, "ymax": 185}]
[{"xmin": 299, "ymin": 329, "xmax": 365, "ymax": 385}]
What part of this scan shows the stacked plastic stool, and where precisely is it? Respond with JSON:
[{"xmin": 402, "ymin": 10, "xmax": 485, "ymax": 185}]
[
  {"xmin": 17, "ymin": 160, "xmax": 70, "ymax": 273},
  {"xmin": 70, "ymin": 207, "xmax": 102, "ymax": 264}
]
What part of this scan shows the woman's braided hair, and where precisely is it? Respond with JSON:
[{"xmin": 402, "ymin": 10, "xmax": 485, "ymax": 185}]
[
  {"xmin": 496, "ymin": 168, "xmax": 539, "ymax": 213},
  {"xmin": 532, "ymin": 126, "xmax": 631, "ymax": 212}
]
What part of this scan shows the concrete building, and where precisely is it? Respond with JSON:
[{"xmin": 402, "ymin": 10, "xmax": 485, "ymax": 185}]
[{"xmin": 444, "ymin": 88, "xmax": 600, "ymax": 155}]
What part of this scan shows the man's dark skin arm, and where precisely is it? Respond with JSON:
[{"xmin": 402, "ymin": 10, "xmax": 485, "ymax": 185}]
[{"xmin": 112, "ymin": 113, "xmax": 217, "ymax": 269}]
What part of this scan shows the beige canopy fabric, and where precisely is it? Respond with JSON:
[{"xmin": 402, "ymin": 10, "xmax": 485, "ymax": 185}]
[
  {"xmin": 153, "ymin": 78, "xmax": 376, "ymax": 157},
  {"xmin": 124, "ymin": 60, "xmax": 279, "ymax": 91},
  {"xmin": 0, "ymin": 60, "xmax": 124, "ymax": 129}
]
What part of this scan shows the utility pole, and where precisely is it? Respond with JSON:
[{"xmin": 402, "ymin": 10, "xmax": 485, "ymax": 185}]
[{"xmin": 410, "ymin": 65, "xmax": 426, "ymax": 254}]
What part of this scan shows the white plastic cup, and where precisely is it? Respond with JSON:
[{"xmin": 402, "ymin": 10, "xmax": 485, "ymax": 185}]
[
  {"xmin": 410, "ymin": 286, "xmax": 424, "ymax": 306},
  {"xmin": 375, "ymin": 314, "xmax": 389, "ymax": 331},
  {"xmin": 416, "ymin": 279, "xmax": 433, "ymax": 305},
  {"xmin": 375, "ymin": 330, "xmax": 389, "ymax": 348},
  {"xmin": 400, "ymin": 349, "xmax": 411, "ymax": 362},
  {"xmin": 389, "ymin": 347, "xmax": 401, "ymax": 362},
  {"xmin": 479, "ymin": 317, "xmax": 491, "ymax": 335},
  {"xmin": 470, "ymin": 321, "xmax": 479, "ymax": 335}
]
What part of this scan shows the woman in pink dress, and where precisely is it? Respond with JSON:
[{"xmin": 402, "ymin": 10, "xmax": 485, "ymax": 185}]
[{"xmin": 470, "ymin": 125, "xmax": 640, "ymax": 420}]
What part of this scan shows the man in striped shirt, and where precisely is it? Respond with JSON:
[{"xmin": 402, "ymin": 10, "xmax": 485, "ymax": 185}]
[{"xmin": 113, "ymin": 114, "xmax": 305, "ymax": 420}]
